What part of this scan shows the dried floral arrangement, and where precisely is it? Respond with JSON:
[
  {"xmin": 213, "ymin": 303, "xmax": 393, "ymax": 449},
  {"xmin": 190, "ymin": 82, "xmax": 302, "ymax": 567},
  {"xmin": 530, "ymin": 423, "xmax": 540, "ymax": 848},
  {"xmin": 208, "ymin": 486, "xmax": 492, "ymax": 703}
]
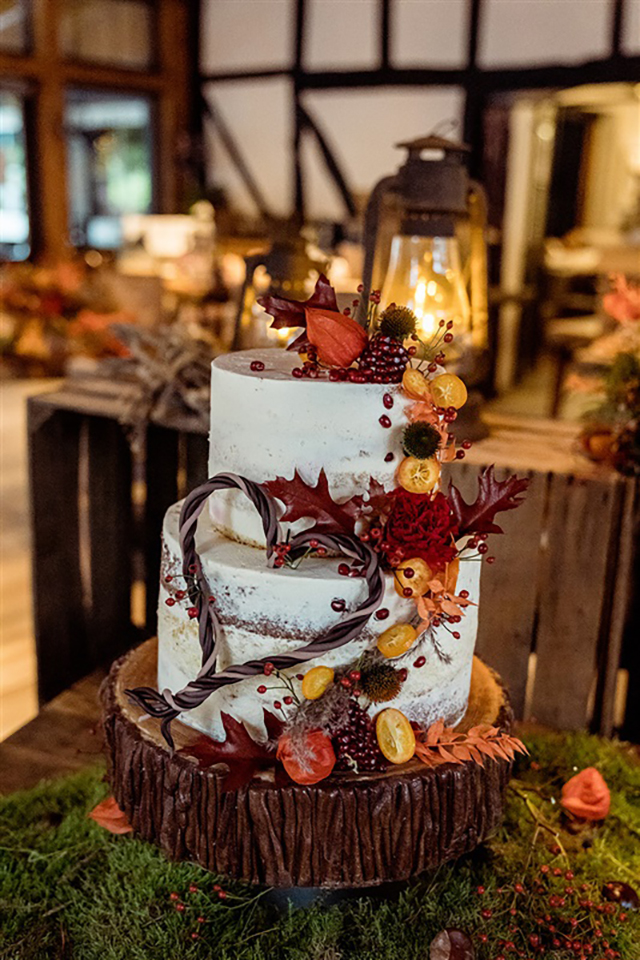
[
  {"xmin": 572, "ymin": 276, "xmax": 640, "ymax": 476},
  {"xmin": 0, "ymin": 260, "xmax": 133, "ymax": 376},
  {"xmin": 139, "ymin": 273, "xmax": 530, "ymax": 788}
]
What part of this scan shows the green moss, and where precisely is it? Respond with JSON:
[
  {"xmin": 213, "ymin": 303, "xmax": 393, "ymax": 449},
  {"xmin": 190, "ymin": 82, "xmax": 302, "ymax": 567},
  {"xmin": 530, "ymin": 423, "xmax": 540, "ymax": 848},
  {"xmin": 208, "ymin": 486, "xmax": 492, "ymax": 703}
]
[{"xmin": 1, "ymin": 734, "xmax": 639, "ymax": 959}]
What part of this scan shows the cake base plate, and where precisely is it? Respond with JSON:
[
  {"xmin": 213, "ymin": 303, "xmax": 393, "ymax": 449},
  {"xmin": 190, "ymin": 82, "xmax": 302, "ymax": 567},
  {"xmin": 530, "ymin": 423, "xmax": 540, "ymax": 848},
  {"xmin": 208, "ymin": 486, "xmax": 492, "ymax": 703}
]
[{"xmin": 102, "ymin": 639, "xmax": 513, "ymax": 889}]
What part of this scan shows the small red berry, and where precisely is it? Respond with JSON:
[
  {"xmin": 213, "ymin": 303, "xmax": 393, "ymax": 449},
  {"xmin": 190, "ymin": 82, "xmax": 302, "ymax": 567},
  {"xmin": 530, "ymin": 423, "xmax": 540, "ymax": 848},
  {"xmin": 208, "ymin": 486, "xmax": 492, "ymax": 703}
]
[
  {"xmin": 384, "ymin": 452, "xmax": 394, "ymax": 462},
  {"xmin": 332, "ymin": 598, "xmax": 346, "ymax": 612},
  {"xmin": 340, "ymin": 677, "xmax": 352, "ymax": 688},
  {"xmin": 455, "ymin": 449, "xmax": 465, "ymax": 459},
  {"xmin": 165, "ymin": 597, "xmax": 176, "ymax": 606},
  {"xmin": 383, "ymin": 393, "xmax": 394, "ymax": 409},
  {"xmin": 317, "ymin": 547, "xmax": 327, "ymax": 556},
  {"xmin": 375, "ymin": 608, "xmax": 389, "ymax": 620},
  {"xmin": 477, "ymin": 885, "xmax": 486, "ymax": 895},
  {"xmin": 338, "ymin": 563, "xmax": 350, "ymax": 576},
  {"xmin": 283, "ymin": 696, "xmax": 293, "ymax": 705},
  {"xmin": 481, "ymin": 908, "xmax": 493, "ymax": 919},
  {"xmin": 404, "ymin": 567, "xmax": 415, "ymax": 578},
  {"xmin": 444, "ymin": 332, "xmax": 453, "ymax": 343},
  {"xmin": 292, "ymin": 367, "xmax": 303, "ymax": 378},
  {"xmin": 486, "ymin": 556, "xmax": 496, "ymax": 564},
  {"xmin": 414, "ymin": 656, "xmax": 426, "ymax": 668},
  {"xmin": 187, "ymin": 606, "xmax": 198, "ymax": 619},
  {"xmin": 189, "ymin": 884, "xmax": 198, "ymax": 893},
  {"xmin": 403, "ymin": 587, "xmax": 413, "ymax": 597},
  {"xmin": 175, "ymin": 902, "xmax": 185, "ymax": 912},
  {"xmin": 296, "ymin": 674, "xmax": 304, "ymax": 681},
  {"xmin": 218, "ymin": 890, "xmax": 227, "ymax": 899},
  {"xmin": 197, "ymin": 916, "xmax": 205, "ymax": 923},
  {"xmin": 169, "ymin": 892, "xmax": 179, "ymax": 900},
  {"xmin": 398, "ymin": 668, "xmax": 408, "ymax": 681},
  {"xmin": 188, "ymin": 564, "xmax": 198, "ymax": 573},
  {"xmin": 175, "ymin": 590, "xmax": 186, "ymax": 600},
  {"xmin": 379, "ymin": 415, "xmax": 392, "ymax": 428},
  {"xmin": 263, "ymin": 662, "xmax": 275, "ymax": 675},
  {"xmin": 274, "ymin": 700, "xmax": 282, "ymax": 710},
  {"xmin": 250, "ymin": 360, "xmax": 265, "ymax": 372},
  {"xmin": 191, "ymin": 932, "xmax": 199, "ymax": 940},
  {"xmin": 257, "ymin": 685, "xmax": 267, "ymax": 694},
  {"xmin": 349, "ymin": 670, "xmax": 361, "ymax": 681}
]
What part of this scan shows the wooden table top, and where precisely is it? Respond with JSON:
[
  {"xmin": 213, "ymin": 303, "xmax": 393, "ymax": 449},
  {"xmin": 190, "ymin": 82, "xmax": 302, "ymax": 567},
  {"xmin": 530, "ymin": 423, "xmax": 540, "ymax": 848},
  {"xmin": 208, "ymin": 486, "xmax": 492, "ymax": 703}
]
[{"xmin": 0, "ymin": 668, "xmax": 106, "ymax": 795}]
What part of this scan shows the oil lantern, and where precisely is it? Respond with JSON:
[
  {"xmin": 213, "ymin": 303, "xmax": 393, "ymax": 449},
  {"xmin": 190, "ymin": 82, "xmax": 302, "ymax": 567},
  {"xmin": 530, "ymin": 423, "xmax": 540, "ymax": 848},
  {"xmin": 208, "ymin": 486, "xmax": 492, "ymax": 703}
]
[{"xmin": 361, "ymin": 135, "xmax": 489, "ymax": 385}]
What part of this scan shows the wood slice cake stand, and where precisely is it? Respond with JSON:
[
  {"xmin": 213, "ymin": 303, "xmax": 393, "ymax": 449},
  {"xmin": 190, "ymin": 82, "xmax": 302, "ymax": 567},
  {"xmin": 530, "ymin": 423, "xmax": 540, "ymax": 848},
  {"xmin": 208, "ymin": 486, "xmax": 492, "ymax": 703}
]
[{"xmin": 102, "ymin": 639, "xmax": 514, "ymax": 889}]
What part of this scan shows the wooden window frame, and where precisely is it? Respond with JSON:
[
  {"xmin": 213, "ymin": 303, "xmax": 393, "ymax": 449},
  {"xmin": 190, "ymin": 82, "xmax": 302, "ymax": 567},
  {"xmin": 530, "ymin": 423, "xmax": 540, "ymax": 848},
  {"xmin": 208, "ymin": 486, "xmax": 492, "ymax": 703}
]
[{"xmin": 0, "ymin": 0, "xmax": 196, "ymax": 259}]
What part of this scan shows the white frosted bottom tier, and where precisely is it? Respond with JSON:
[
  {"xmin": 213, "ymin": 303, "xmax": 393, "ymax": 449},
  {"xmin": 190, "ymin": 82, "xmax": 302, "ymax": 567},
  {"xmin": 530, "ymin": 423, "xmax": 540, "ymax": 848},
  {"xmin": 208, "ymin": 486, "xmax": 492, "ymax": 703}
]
[
  {"xmin": 208, "ymin": 349, "xmax": 412, "ymax": 547},
  {"xmin": 157, "ymin": 502, "xmax": 481, "ymax": 741}
]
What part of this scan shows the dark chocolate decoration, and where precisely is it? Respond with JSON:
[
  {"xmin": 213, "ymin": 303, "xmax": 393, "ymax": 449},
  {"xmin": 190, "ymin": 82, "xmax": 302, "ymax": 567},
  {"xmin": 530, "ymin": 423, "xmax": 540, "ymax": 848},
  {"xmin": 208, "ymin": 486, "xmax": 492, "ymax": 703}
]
[{"xmin": 126, "ymin": 472, "xmax": 384, "ymax": 748}]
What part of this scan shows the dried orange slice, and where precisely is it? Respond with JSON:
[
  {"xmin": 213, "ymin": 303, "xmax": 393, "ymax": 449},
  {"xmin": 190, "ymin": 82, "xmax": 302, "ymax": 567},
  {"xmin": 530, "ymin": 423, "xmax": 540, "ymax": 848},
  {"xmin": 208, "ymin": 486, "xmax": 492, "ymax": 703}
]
[
  {"xmin": 394, "ymin": 557, "xmax": 432, "ymax": 598},
  {"xmin": 301, "ymin": 665, "xmax": 334, "ymax": 700},
  {"xmin": 377, "ymin": 623, "xmax": 419, "ymax": 658},
  {"xmin": 376, "ymin": 708, "xmax": 416, "ymax": 764},
  {"xmin": 429, "ymin": 373, "xmax": 468, "ymax": 409},
  {"xmin": 397, "ymin": 455, "xmax": 440, "ymax": 493},
  {"xmin": 402, "ymin": 367, "xmax": 431, "ymax": 400}
]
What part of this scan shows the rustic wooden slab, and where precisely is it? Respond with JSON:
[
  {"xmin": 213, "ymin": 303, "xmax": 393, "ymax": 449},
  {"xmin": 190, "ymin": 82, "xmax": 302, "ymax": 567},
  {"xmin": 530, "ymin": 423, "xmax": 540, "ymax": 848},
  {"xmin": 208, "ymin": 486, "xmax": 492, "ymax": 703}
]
[{"xmin": 102, "ymin": 639, "xmax": 513, "ymax": 888}]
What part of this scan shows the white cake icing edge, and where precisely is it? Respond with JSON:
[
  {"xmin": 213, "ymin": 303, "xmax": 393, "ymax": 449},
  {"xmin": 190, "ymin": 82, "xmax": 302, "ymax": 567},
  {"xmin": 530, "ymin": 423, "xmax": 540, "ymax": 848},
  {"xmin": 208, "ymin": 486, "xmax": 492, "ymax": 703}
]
[{"xmin": 208, "ymin": 348, "xmax": 413, "ymax": 547}]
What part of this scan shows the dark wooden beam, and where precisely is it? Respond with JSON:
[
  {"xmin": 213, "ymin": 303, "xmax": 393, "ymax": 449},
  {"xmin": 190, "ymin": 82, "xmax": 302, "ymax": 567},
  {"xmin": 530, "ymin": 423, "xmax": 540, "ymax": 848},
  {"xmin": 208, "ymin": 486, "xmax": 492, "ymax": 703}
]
[
  {"xmin": 292, "ymin": 0, "xmax": 307, "ymax": 221},
  {"xmin": 610, "ymin": 0, "xmax": 625, "ymax": 56},
  {"xmin": 463, "ymin": 0, "xmax": 485, "ymax": 178},
  {"xmin": 380, "ymin": 0, "xmax": 391, "ymax": 69}
]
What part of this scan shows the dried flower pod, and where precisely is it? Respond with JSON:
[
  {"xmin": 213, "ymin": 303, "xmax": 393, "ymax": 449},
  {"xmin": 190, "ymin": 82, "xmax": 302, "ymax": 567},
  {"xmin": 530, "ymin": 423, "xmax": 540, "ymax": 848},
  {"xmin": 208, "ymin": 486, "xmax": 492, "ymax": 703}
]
[
  {"xmin": 379, "ymin": 304, "xmax": 417, "ymax": 339},
  {"xmin": 360, "ymin": 662, "xmax": 403, "ymax": 703},
  {"xmin": 429, "ymin": 929, "xmax": 475, "ymax": 960},
  {"xmin": 602, "ymin": 880, "xmax": 639, "ymax": 910},
  {"xmin": 305, "ymin": 307, "xmax": 368, "ymax": 367}
]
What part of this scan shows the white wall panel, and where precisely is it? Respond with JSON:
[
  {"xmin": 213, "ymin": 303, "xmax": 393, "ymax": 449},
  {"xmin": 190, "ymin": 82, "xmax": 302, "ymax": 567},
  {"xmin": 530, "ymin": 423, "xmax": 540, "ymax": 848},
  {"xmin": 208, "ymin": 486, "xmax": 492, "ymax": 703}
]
[
  {"xmin": 623, "ymin": 0, "xmax": 640, "ymax": 54},
  {"xmin": 305, "ymin": 0, "xmax": 378, "ymax": 70},
  {"xmin": 392, "ymin": 0, "xmax": 467, "ymax": 68},
  {"xmin": 204, "ymin": 79, "xmax": 293, "ymax": 217},
  {"xmin": 300, "ymin": 134, "xmax": 349, "ymax": 222},
  {"xmin": 301, "ymin": 88, "xmax": 464, "ymax": 212},
  {"xmin": 480, "ymin": 0, "xmax": 611, "ymax": 68},
  {"xmin": 201, "ymin": 0, "xmax": 292, "ymax": 74}
]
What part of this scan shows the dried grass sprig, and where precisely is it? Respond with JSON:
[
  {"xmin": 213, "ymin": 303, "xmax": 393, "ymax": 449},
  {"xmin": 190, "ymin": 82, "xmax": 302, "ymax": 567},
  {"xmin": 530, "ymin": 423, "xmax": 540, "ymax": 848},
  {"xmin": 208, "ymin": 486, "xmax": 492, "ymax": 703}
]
[{"xmin": 415, "ymin": 719, "xmax": 528, "ymax": 768}]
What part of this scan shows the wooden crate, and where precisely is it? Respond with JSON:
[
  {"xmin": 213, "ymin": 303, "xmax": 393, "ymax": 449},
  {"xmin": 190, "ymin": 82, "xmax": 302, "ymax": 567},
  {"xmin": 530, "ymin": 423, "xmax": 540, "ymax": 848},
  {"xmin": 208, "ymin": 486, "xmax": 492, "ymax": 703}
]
[
  {"xmin": 28, "ymin": 394, "xmax": 638, "ymax": 738},
  {"xmin": 28, "ymin": 384, "xmax": 208, "ymax": 704},
  {"xmin": 462, "ymin": 414, "xmax": 638, "ymax": 737}
]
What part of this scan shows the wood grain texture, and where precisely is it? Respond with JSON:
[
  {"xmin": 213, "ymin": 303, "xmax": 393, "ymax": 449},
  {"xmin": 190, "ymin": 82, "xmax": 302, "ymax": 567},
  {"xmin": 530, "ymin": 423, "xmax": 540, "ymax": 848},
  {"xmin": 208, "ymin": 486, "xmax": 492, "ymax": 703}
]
[
  {"xmin": 532, "ymin": 474, "xmax": 619, "ymax": 729},
  {"xmin": 102, "ymin": 639, "xmax": 513, "ymax": 888}
]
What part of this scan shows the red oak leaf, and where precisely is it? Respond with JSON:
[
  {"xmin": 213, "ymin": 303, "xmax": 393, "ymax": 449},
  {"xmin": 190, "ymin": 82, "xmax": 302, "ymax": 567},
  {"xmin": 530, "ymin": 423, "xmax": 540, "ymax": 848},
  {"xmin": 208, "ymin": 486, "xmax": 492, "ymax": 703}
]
[
  {"xmin": 178, "ymin": 710, "xmax": 282, "ymax": 766},
  {"xmin": 88, "ymin": 796, "xmax": 133, "ymax": 835},
  {"xmin": 263, "ymin": 469, "xmax": 364, "ymax": 534},
  {"xmin": 257, "ymin": 273, "xmax": 338, "ymax": 331},
  {"xmin": 448, "ymin": 465, "xmax": 529, "ymax": 538}
]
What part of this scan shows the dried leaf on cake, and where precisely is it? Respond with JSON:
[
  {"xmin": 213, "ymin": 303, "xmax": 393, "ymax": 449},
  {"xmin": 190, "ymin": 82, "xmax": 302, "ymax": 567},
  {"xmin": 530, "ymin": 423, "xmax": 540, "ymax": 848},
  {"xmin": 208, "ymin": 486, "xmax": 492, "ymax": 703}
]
[
  {"xmin": 263, "ymin": 468, "xmax": 364, "ymax": 534},
  {"xmin": 448, "ymin": 464, "xmax": 530, "ymax": 538},
  {"xmin": 414, "ymin": 719, "xmax": 528, "ymax": 769}
]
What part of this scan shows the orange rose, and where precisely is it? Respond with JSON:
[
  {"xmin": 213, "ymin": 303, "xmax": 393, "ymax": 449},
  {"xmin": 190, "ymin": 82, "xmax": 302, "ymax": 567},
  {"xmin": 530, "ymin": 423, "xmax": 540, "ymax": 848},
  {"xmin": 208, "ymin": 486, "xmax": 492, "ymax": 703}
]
[{"xmin": 560, "ymin": 767, "xmax": 610, "ymax": 821}]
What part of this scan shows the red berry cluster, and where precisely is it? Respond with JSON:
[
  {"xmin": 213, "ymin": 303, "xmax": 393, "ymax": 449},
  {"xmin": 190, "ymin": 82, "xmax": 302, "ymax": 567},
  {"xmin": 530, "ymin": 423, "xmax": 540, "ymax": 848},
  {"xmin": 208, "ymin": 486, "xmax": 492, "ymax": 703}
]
[
  {"xmin": 357, "ymin": 334, "xmax": 410, "ymax": 383},
  {"xmin": 474, "ymin": 859, "xmax": 632, "ymax": 960},
  {"xmin": 332, "ymin": 699, "xmax": 387, "ymax": 772},
  {"xmin": 167, "ymin": 881, "xmax": 231, "ymax": 942}
]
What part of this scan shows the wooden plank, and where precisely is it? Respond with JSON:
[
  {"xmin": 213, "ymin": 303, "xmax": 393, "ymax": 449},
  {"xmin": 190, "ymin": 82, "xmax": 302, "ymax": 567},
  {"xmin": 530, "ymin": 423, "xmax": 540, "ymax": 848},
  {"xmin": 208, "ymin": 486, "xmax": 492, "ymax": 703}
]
[
  {"xmin": 85, "ymin": 417, "xmax": 136, "ymax": 665},
  {"xmin": 185, "ymin": 432, "xmax": 209, "ymax": 490},
  {"xmin": 0, "ymin": 669, "xmax": 105, "ymax": 795},
  {"xmin": 594, "ymin": 478, "xmax": 638, "ymax": 735},
  {"xmin": 28, "ymin": 400, "xmax": 85, "ymax": 705},
  {"xmin": 532, "ymin": 474, "xmax": 619, "ymax": 729},
  {"xmin": 144, "ymin": 425, "xmax": 179, "ymax": 632},
  {"xmin": 452, "ymin": 463, "xmax": 546, "ymax": 718}
]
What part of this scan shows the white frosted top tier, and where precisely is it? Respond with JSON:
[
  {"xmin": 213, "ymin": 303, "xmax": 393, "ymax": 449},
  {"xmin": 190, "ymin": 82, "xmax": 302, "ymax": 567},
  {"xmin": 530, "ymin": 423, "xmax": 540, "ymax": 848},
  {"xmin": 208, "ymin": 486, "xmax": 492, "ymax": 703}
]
[{"xmin": 208, "ymin": 348, "xmax": 411, "ymax": 546}]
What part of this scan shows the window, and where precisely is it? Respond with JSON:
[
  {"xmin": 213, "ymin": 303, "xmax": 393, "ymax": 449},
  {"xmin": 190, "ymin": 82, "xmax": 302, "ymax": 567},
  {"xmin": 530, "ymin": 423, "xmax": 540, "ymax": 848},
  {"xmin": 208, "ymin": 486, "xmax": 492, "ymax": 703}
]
[
  {"xmin": 66, "ymin": 89, "xmax": 154, "ymax": 248},
  {"xmin": 0, "ymin": 0, "xmax": 192, "ymax": 258},
  {"xmin": 0, "ymin": 89, "xmax": 31, "ymax": 260}
]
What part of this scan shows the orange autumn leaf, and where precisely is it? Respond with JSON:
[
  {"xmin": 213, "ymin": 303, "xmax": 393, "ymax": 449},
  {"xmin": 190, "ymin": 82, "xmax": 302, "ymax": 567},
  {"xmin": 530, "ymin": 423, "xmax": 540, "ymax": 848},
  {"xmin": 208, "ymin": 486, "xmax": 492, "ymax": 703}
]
[
  {"xmin": 407, "ymin": 401, "xmax": 440, "ymax": 425},
  {"xmin": 88, "ymin": 796, "xmax": 133, "ymax": 835},
  {"xmin": 560, "ymin": 767, "xmax": 610, "ymax": 821},
  {"xmin": 415, "ymin": 720, "xmax": 528, "ymax": 769}
]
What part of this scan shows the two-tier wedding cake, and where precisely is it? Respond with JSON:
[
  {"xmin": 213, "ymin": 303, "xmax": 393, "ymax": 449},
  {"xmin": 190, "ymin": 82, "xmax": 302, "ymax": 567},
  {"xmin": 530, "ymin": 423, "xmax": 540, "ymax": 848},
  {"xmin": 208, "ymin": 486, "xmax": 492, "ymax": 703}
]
[{"xmin": 129, "ymin": 277, "xmax": 527, "ymax": 784}]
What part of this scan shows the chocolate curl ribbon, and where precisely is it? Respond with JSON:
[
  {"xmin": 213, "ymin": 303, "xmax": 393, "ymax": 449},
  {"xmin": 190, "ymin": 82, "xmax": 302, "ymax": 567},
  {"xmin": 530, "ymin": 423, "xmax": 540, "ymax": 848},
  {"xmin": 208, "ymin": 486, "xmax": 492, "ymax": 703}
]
[{"xmin": 126, "ymin": 473, "xmax": 384, "ymax": 749}]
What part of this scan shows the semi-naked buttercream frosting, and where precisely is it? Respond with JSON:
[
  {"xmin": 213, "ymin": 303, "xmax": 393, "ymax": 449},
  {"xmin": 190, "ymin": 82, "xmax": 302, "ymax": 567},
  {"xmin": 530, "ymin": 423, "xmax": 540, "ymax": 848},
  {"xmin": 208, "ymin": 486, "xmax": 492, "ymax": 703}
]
[
  {"xmin": 152, "ymin": 344, "xmax": 485, "ymax": 747},
  {"xmin": 157, "ymin": 501, "xmax": 481, "ymax": 741},
  {"xmin": 208, "ymin": 348, "xmax": 412, "ymax": 547}
]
